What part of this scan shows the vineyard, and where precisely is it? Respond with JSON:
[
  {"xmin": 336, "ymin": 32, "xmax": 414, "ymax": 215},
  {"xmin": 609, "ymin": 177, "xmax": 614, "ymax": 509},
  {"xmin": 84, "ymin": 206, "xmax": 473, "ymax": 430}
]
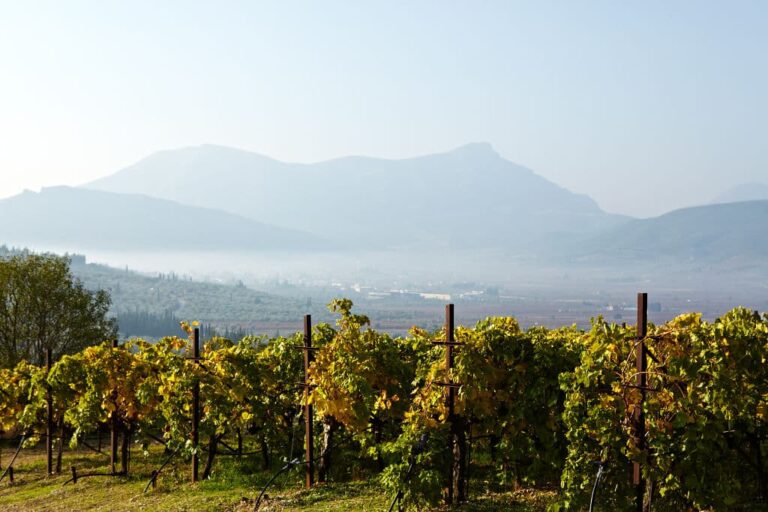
[{"xmin": 1, "ymin": 296, "xmax": 767, "ymax": 511}]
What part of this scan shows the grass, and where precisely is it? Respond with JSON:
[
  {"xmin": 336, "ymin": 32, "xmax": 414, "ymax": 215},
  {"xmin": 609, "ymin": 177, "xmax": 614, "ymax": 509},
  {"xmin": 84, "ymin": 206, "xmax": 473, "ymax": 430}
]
[{"xmin": 0, "ymin": 442, "xmax": 557, "ymax": 511}]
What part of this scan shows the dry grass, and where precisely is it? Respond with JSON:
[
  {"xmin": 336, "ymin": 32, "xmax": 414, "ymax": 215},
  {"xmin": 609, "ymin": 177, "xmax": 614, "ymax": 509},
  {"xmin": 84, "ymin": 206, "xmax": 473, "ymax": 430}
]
[{"xmin": 0, "ymin": 442, "xmax": 556, "ymax": 511}]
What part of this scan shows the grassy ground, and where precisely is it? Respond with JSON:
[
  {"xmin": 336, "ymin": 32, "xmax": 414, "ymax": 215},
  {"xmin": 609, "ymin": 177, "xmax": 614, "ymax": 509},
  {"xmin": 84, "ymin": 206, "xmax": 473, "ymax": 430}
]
[{"xmin": 0, "ymin": 442, "xmax": 557, "ymax": 511}]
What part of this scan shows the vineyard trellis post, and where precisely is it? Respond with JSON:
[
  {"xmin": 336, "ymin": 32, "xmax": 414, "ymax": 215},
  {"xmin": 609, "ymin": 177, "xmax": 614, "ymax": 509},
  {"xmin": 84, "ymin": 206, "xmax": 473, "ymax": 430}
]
[
  {"xmin": 303, "ymin": 314, "xmax": 315, "ymax": 489},
  {"xmin": 433, "ymin": 304, "xmax": 467, "ymax": 504},
  {"xmin": 46, "ymin": 347, "xmax": 53, "ymax": 476},
  {"xmin": 191, "ymin": 327, "xmax": 200, "ymax": 483},
  {"xmin": 110, "ymin": 338, "xmax": 119, "ymax": 475},
  {"xmin": 633, "ymin": 292, "xmax": 648, "ymax": 512}
]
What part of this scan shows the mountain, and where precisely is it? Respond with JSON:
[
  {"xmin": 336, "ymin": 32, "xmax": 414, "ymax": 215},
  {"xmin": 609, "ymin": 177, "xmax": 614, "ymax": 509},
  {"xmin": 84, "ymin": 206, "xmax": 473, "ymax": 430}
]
[
  {"xmin": 572, "ymin": 200, "xmax": 768, "ymax": 264},
  {"xmin": 0, "ymin": 187, "xmax": 328, "ymax": 251},
  {"xmin": 712, "ymin": 183, "xmax": 768, "ymax": 204},
  {"xmin": 85, "ymin": 143, "xmax": 628, "ymax": 249}
]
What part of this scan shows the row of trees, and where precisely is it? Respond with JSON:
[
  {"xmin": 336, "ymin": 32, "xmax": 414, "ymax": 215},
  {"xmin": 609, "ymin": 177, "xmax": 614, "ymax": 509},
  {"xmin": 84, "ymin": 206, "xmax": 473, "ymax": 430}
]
[
  {"xmin": 115, "ymin": 309, "xmax": 181, "ymax": 338},
  {"xmin": 1, "ymin": 294, "xmax": 767, "ymax": 510}
]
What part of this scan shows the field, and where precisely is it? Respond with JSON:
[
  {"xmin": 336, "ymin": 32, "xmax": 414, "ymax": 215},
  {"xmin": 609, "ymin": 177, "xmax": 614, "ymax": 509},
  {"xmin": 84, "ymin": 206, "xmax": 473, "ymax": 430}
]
[
  {"xmin": 0, "ymin": 444, "xmax": 556, "ymax": 511},
  {"xmin": 2, "ymin": 261, "xmax": 767, "ymax": 511}
]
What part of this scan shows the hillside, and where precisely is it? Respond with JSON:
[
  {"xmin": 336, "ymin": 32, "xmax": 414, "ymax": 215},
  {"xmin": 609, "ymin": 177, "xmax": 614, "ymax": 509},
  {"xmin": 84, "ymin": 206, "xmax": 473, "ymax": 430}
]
[
  {"xmin": 71, "ymin": 260, "xmax": 321, "ymax": 333},
  {"xmin": 571, "ymin": 200, "xmax": 768, "ymax": 264},
  {"xmin": 86, "ymin": 143, "xmax": 628, "ymax": 249},
  {"xmin": 0, "ymin": 245, "xmax": 320, "ymax": 335},
  {"xmin": 0, "ymin": 187, "xmax": 328, "ymax": 251}
]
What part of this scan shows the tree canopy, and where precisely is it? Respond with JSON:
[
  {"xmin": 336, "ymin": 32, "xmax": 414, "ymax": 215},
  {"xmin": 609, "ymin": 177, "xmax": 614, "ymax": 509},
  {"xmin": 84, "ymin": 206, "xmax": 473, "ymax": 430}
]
[{"xmin": 0, "ymin": 253, "xmax": 116, "ymax": 368}]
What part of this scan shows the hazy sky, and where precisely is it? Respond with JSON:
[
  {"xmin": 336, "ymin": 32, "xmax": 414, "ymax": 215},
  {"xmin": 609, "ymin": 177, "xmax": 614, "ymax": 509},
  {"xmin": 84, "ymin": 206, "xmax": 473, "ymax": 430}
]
[{"xmin": 1, "ymin": 1, "xmax": 766, "ymax": 217}]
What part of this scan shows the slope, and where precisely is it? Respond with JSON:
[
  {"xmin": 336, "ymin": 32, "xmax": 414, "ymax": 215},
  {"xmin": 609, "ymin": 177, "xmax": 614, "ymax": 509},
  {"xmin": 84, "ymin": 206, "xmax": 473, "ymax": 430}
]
[
  {"xmin": 573, "ymin": 200, "xmax": 768, "ymax": 264},
  {"xmin": 86, "ymin": 143, "xmax": 628, "ymax": 249},
  {"xmin": 0, "ymin": 186, "xmax": 328, "ymax": 251}
]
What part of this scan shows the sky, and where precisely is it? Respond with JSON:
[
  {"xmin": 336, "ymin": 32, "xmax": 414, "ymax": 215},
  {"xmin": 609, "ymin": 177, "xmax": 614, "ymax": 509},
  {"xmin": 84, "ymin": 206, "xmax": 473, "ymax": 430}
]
[{"xmin": 0, "ymin": 1, "xmax": 766, "ymax": 217}]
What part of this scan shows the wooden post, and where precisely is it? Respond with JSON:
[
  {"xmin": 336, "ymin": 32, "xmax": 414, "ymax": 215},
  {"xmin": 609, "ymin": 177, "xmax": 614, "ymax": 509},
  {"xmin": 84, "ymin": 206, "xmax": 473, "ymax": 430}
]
[
  {"xmin": 443, "ymin": 304, "xmax": 466, "ymax": 503},
  {"xmin": 445, "ymin": 304, "xmax": 455, "ymax": 420},
  {"xmin": 71, "ymin": 465, "xmax": 78, "ymax": 484},
  {"xmin": 445, "ymin": 304, "xmax": 455, "ymax": 504},
  {"xmin": 8, "ymin": 466, "xmax": 13, "ymax": 483},
  {"xmin": 191, "ymin": 327, "xmax": 200, "ymax": 483},
  {"xmin": 633, "ymin": 292, "xmax": 648, "ymax": 511},
  {"xmin": 303, "ymin": 315, "xmax": 315, "ymax": 489},
  {"xmin": 110, "ymin": 338, "xmax": 119, "ymax": 475},
  {"xmin": 466, "ymin": 422, "xmax": 472, "ymax": 501},
  {"xmin": 46, "ymin": 347, "xmax": 53, "ymax": 476}
]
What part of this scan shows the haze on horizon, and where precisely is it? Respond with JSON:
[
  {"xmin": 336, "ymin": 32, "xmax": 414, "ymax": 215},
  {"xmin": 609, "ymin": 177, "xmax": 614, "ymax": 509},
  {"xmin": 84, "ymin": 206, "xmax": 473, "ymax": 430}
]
[{"xmin": 1, "ymin": 1, "xmax": 767, "ymax": 217}]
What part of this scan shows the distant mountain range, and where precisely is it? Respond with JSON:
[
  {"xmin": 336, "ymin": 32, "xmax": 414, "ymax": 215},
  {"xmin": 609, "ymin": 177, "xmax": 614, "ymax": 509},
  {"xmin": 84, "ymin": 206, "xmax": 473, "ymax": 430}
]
[
  {"xmin": 85, "ymin": 143, "xmax": 627, "ymax": 249},
  {"xmin": 0, "ymin": 144, "xmax": 766, "ymax": 269},
  {"xmin": 712, "ymin": 183, "xmax": 768, "ymax": 204},
  {"xmin": 0, "ymin": 187, "xmax": 327, "ymax": 251},
  {"xmin": 573, "ymin": 200, "xmax": 768, "ymax": 264}
]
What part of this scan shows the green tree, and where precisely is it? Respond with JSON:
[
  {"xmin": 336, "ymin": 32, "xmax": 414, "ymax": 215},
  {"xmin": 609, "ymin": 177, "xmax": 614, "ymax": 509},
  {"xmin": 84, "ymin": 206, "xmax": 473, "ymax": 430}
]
[{"xmin": 0, "ymin": 253, "xmax": 116, "ymax": 368}]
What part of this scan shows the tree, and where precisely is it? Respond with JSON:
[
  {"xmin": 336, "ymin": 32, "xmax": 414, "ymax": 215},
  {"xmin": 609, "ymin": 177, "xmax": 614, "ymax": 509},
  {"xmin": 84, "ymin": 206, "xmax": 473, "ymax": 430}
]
[{"xmin": 0, "ymin": 253, "xmax": 116, "ymax": 368}]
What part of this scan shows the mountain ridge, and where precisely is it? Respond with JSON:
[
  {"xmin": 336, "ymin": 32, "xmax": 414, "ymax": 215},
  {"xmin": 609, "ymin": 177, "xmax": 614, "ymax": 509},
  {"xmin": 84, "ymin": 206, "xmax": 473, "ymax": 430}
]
[
  {"xmin": 86, "ymin": 143, "xmax": 628, "ymax": 249},
  {"xmin": 0, "ymin": 186, "xmax": 330, "ymax": 251},
  {"xmin": 2, "ymin": 146, "xmax": 766, "ymax": 269},
  {"xmin": 570, "ymin": 200, "xmax": 768, "ymax": 265}
]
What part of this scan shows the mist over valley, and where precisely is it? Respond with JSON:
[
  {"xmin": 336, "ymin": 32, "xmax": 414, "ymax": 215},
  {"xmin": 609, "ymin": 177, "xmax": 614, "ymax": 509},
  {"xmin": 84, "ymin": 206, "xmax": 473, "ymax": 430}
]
[{"xmin": 3, "ymin": 144, "xmax": 765, "ymax": 337}]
